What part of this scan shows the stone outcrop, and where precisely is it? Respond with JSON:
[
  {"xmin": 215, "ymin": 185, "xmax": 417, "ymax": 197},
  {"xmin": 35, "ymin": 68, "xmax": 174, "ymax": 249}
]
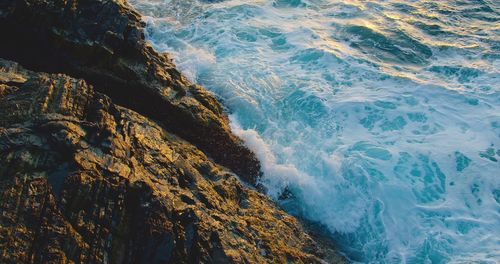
[
  {"xmin": 0, "ymin": 0, "xmax": 260, "ymax": 184},
  {"xmin": 0, "ymin": 0, "xmax": 345, "ymax": 263},
  {"xmin": 0, "ymin": 59, "xmax": 343, "ymax": 263}
]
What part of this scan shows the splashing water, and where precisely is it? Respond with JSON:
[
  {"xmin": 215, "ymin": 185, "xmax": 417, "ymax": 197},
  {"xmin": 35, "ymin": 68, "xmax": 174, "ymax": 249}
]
[{"xmin": 129, "ymin": 0, "xmax": 500, "ymax": 262}]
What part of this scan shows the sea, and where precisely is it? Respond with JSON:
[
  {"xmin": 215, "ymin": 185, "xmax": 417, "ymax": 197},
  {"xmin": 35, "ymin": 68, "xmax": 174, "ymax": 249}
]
[{"xmin": 129, "ymin": 0, "xmax": 500, "ymax": 262}]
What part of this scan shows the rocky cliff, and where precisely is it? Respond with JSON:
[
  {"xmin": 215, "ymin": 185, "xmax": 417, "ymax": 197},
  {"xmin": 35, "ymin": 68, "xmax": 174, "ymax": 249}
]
[
  {"xmin": 0, "ymin": 0, "xmax": 259, "ymax": 184},
  {"xmin": 0, "ymin": 0, "xmax": 343, "ymax": 263}
]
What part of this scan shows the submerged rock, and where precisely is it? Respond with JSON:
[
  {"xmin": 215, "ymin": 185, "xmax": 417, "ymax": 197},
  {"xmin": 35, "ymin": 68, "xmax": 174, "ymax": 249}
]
[{"xmin": 0, "ymin": 59, "xmax": 343, "ymax": 263}]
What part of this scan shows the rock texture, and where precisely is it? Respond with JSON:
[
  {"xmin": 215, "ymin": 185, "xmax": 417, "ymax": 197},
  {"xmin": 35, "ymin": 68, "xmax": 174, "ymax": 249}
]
[
  {"xmin": 0, "ymin": 59, "xmax": 343, "ymax": 263},
  {"xmin": 0, "ymin": 0, "xmax": 345, "ymax": 263},
  {"xmin": 0, "ymin": 0, "xmax": 260, "ymax": 184}
]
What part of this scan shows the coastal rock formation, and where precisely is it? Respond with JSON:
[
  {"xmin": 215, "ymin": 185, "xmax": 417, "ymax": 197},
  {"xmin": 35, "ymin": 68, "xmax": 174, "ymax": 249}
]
[
  {"xmin": 0, "ymin": 0, "xmax": 344, "ymax": 263},
  {"xmin": 0, "ymin": 0, "xmax": 260, "ymax": 184},
  {"xmin": 0, "ymin": 59, "xmax": 343, "ymax": 263}
]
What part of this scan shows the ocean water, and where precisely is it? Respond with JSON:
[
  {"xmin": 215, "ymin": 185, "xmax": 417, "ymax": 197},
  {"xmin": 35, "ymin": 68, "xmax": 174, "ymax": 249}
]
[{"xmin": 129, "ymin": 0, "xmax": 500, "ymax": 262}]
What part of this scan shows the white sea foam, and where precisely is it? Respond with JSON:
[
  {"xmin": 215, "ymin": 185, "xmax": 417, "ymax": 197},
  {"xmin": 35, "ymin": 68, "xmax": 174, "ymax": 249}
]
[{"xmin": 130, "ymin": 0, "xmax": 500, "ymax": 262}]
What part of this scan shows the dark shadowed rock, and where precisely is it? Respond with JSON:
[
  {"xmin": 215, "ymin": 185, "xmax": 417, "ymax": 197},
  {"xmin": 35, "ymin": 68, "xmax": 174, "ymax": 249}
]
[
  {"xmin": 0, "ymin": 59, "xmax": 344, "ymax": 263},
  {"xmin": 0, "ymin": 0, "xmax": 260, "ymax": 184}
]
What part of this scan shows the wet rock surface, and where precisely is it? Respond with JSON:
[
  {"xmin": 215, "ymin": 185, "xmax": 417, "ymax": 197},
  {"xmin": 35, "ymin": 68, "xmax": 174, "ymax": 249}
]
[{"xmin": 0, "ymin": 59, "xmax": 344, "ymax": 263}]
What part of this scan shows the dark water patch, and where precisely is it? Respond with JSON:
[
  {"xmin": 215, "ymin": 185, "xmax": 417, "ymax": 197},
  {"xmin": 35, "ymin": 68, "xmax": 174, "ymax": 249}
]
[
  {"xmin": 391, "ymin": 2, "xmax": 418, "ymax": 13},
  {"xmin": 290, "ymin": 48, "xmax": 324, "ymax": 63},
  {"xmin": 343, "ymin": 25, "xmax": 432, "ymax": 65},
  {"xmin": 454, "ymin": 151, "xmax": 471, "ymax": 172},
  {"xmin": 270, "ymin": 36, "xmax": 293, "ymax": 51},
  {"xmin": 456, "ymin": 0, "xmax": 500, "ymax": 21},
  {"xmin": 258, "ymin": 27, "xmax": 283, "ymax": 38},
  {"xmin": 428, "ymin": 65, "xmax": 483, "ymax": 83},
  {"xmin": 203, "ymin": 4, "xmax": 262, "ymax": 20},
  {"xmin": 422, "ymin": 2, "xmax": 458, "ymax": 16},
  {"xmin": 273, "ymin": 0, "xmax": 304, "ymax": 8},
  {"xmin": 407, "ymin": 112, "xmax": 428, "ymax": 123},
  {"xmin": 412, "ymin": 21, "xmax": 454, "ymax": 36},
  {"xmin": 420, "ymin": 0, "xmax": 500, "ymax": 23},
  {"xmin": 235, "ymin": 31, "xmax": 258, "ymax": 42},
  {"xmin": 462, "ymin": 11, "xmax": 500, "ymax": 22},
  {"xmin": 479, "ymin": 146, "xmax": 498, "ymax": 162},
  {"xmin": 493, "ymin": 189, "xmax": 500, "ymax": 204}
]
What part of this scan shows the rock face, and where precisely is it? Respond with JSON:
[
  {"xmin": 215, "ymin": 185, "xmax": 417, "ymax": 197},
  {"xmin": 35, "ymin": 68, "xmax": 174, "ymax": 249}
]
[
  {"xmin": 0, "ymin": 0, "xmax": 260, "ymax": 184},
  {"xmin": 0, "ymin": 0, "xmax": 344, "ymax": 263},
  {"xmin": 0, "ymin": 59, "xmax": 343, "ymax": 263}
]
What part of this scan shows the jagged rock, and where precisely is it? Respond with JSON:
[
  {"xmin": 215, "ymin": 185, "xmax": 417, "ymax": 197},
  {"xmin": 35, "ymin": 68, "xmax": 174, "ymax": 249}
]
[
  {"xmin": 0, "ymin": 0, "xmax": 345, "ymax": 262},
  {"xmin": 0, "ymin": 59, "xmax": 344, "ymax": 263},
  {"xmin": 0, "ymin": 0, "xmax": 260, "ymax": 184}
]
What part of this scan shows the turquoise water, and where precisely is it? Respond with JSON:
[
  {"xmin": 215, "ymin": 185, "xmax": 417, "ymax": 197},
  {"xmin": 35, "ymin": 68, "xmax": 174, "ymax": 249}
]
[{"xmin": 130, "ymin": 0, "xmax": 500, "ymax": 262}]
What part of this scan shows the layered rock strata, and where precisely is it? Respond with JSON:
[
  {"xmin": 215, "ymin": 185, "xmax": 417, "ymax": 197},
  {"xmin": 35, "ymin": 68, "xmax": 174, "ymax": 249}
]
[
  {"xmin": 0, "ymin": 0, "xmax": 344, "ymax": 263},
  {"xmin": 0, "ymin": 59, "xmax": 343, "ymax": 263}
]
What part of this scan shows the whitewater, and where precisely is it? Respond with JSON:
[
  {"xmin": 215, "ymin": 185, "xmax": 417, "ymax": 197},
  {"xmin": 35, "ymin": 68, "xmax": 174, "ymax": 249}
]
[{"xmin": 129, "ymin": 0, "xmax": 500, "ymax": 262}]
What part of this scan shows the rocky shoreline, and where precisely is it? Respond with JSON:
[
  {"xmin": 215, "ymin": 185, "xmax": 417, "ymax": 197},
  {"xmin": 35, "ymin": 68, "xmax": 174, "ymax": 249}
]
[{"xmin": 0, "ymin": 0, "xmax": 344, "ymax": 263}]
